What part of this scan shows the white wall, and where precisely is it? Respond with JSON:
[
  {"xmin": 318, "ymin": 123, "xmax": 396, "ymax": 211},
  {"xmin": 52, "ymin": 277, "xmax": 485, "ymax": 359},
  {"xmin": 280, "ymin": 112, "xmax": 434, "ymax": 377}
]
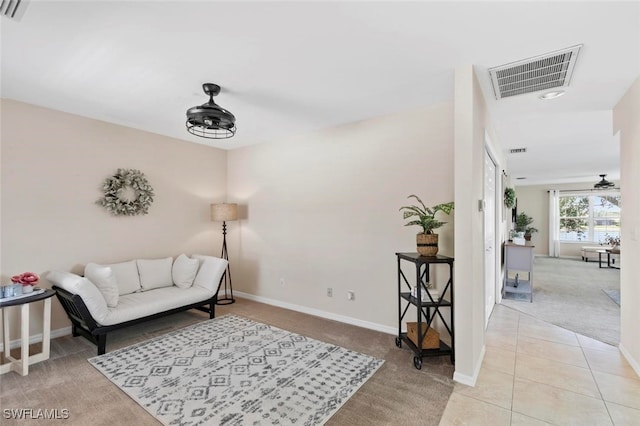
[
  {"xmin": 0, "ymin": 99, "xmax": 227, "ymax": 337},
  {"xmin": 453, "ymin": 65, "xmax": 502, "ymax": 385},
  {"xmin": 613, "ymin": 75, "xmax": 640, "ymax": 374},
  {"xmin": 227, "ymin": 104, "xmax": 454, "ymax": 331}
]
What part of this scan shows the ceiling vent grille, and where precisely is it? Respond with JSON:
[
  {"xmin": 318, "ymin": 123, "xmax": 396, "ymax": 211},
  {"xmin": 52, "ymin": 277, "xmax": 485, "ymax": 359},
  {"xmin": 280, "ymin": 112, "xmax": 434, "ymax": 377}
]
[
  {"xmin": 1, "ymin": 0, "xmax": 30, "ymax": 21},
  {"xmin": 489, "ymin": 45, "xmax": 582, "ymax": 100},
  {"xmin": 509, "ymin": 148, "xmax": 527, "ymax": 154}
]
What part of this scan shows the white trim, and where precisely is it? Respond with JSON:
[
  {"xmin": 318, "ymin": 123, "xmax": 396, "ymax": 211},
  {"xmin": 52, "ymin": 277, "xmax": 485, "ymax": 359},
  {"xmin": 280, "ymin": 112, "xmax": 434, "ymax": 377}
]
[
  {"xmin": 453, "ymin": 344, "xmax": 485, "ymax": 386},
  {"xmin": 619, "ymin": 343, "xmax": 640, "ymax": 377},
  {"xmin": 0, "ymin": 326, "xmax": 71, "ymax": 352},
  {"xmin": 234, "ymin": 291, "xmax": 396, "ymax": 335}
]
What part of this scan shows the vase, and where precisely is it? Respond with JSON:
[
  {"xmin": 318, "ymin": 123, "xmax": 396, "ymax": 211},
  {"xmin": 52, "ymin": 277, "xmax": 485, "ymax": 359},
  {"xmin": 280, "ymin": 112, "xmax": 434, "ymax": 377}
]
[
  {"xmin": 417, "ymin": 233, "xmax": 438, "ymax": 256},
  {"xmin": 22, "ymin": 285, "xmax": 34, "ymax": 293}
]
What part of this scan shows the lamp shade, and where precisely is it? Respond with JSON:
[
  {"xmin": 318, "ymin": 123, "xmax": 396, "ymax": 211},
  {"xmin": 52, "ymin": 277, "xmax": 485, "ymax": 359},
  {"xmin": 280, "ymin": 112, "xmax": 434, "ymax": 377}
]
[{"xmin": 211, "ymin": 203, "xmax": 238, "ymax": 222}]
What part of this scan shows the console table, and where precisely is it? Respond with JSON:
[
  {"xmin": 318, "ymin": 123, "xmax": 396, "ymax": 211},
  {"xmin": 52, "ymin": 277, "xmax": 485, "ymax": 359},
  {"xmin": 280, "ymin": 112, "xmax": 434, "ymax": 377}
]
[
  {"xmin": 503, "ymin": 242, "xmax": 535, "ymax": 302},
  {"xmin": 1, "ymin": 289, "xmax": 56, "ymax": 376}
]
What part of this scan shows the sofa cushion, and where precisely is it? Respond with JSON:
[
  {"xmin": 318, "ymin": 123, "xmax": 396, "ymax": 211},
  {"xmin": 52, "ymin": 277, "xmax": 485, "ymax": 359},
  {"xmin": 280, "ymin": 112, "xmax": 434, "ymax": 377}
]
[
  {"xmin": 46, "ymin": 271, "xmax": 109, "ymax": 324},
  {"xmin": 172, "ymin": 254, "xmax": 199, "ymax": 288},
  {"xmin": 84, "ymin": 263, "xmax": 119, "ymax": 307},
  {"xmin": 192, "ymin": 254, "xmax": 228, "ymax": 292},
  {"xmin": 137, "ymin": 257, "xmax": 173, "ymax": 291},
  {"xmin": 100, "ymin": 286, "xmax": 213, "ymax": 326},
  {"xmin": 104, "ymin": 260, "xmax": 141, "ymax": 295}
]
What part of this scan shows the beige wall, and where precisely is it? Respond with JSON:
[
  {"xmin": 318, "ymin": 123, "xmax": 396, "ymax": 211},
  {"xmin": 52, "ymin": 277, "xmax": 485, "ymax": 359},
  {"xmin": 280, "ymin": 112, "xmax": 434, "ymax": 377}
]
[
  {"xmin": 614, "ymin": 75, "xmax": 640, "ymax": 374},
  {"xmin": 514, "ymin": 182, "xmax": 620, "ymax": 257},
  {"xmin": 453, "ymin": 66, "xmax": 503, "ymax": 384},
  {"xmin": 0, "ymin": 99, "xmax": 227, "ymax": 340},
  {"xmin": 227, "ymin": 103, "xmax": 454, "ymax": 331}
]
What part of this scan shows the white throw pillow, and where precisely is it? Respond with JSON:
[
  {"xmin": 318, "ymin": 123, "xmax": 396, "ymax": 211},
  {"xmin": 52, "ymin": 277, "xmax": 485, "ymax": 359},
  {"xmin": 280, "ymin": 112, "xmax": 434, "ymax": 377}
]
[
  {"xmin": 84, "ymin": 263, "xmax": 119, "ymax": 308},
  {"xmin": 192, "ymin": 254, "xmax": 228, "ymax": 293},
  {"xmin": 137, "ymin": 257, "xmax": 174, "ymax": 291},
  {"xmin": 172, "ymin": 254, "xmax": 199, "ymax": 288},
  {"xmin": 104, "ymin": 260, "xmax": 141, "ymax": 295},
  {"xmin": 46, "ymin": 271, "xmax": 109, "ymax": 324}
]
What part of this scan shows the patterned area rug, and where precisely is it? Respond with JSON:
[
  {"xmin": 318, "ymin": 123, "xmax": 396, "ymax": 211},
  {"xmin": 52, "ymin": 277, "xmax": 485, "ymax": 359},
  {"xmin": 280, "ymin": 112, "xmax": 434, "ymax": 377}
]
[{"xmin": 89, "ymin": 315, "xmax": 384, "ymax": 425}]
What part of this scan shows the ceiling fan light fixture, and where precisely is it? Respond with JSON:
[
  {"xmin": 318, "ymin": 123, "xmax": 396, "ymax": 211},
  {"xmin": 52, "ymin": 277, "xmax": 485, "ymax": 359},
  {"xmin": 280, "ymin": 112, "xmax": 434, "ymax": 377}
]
[
  {"xmin": 539, "ymin": 90, "xmax": 565, "ymax": 100},
  {"xmin": 594, "ymin": 174, "xmax": 615, "ymax": 189},
  {"xmin": 186, "ymin": 83, "xmax": 236, "ymax": 139}
]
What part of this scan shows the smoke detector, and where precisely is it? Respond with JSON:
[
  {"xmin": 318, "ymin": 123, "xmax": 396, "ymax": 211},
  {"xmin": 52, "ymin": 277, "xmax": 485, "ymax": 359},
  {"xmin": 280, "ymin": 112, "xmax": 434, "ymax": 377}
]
[{"xmin": 489, "ymin": 45, "xmax": 582, "ymax": 100}]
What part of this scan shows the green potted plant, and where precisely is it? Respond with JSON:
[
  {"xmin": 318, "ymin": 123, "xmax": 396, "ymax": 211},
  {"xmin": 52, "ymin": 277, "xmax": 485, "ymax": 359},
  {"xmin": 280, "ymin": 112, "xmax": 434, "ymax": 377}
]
[
  {"xmin": 504, "ymin": 187, "xmax": 516, "ymax": 209},
  {"xmin": 399, "ymin": 195, "xmax": 454, "ymax": 256},
  {"xmin": 515, "ymin": 212, "xmax": 538, "ymax": 241}
]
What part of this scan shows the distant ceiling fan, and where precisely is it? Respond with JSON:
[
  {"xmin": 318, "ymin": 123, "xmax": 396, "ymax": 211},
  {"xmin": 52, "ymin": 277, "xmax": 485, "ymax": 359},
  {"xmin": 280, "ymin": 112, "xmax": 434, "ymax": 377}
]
[{"xmin": 593, "ymin": 174, "xmax": 615, "ymax": 189}]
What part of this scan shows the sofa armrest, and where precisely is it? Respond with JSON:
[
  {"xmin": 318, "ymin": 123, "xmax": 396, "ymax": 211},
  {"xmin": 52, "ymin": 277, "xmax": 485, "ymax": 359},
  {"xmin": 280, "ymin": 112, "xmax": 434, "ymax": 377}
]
[
  {"xmin": 53, "ymin": 285, "xmax": 100, "ymax": 332},
  {"xmin": 46, "ymin": 271, "xmax": 109, "ymax": 324},
  {"xmin": 191, "ymin": 255, "xmax": 228, "ymax": 293}
]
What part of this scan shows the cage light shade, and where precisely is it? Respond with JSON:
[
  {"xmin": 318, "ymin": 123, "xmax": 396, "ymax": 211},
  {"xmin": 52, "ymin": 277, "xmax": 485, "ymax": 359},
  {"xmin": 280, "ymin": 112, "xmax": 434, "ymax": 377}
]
[
  {"xmin": 186, "ymin": 83, "xmax": 236, "ymax": 139},
  {"xmin": 211, "ymin": 203, "xmax": 238, "ymax": 222}
]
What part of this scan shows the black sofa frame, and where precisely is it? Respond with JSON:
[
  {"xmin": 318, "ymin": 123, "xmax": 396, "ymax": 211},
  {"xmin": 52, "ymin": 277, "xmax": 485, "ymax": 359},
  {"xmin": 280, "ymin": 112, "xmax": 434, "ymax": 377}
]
[{"xmin": 53, "ymin": 286, "xmax": 218, "ymax": 355}]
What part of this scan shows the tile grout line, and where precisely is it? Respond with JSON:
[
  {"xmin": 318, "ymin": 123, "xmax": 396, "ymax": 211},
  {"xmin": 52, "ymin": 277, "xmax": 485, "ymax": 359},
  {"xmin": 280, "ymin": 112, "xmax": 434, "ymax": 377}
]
[
  {"xmin": 510, "ymin": 311, "xmax": 519, "ymax": 425},
  {"xmin": 579, "ymin": 340, "xmax": 616, "ymax": 424}
]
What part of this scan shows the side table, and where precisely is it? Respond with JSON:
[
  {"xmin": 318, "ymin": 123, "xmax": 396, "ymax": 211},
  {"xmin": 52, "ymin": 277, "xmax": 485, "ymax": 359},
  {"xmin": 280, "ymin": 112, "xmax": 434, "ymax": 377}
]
[
  {"xmin": 1, "ymin": 289, "xmax": 56, "ymax": 376},
  {"xmin": 598, "ymin": 249, "xmax": 620, "ymax": 270}
]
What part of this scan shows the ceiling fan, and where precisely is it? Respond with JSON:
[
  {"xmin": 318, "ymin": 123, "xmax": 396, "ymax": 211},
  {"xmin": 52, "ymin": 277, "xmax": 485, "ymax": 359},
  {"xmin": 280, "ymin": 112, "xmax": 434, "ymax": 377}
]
[
  {"xmin": 186, "ymin": 83, "xmax": 236, "ymax": 140},
  {"xmin": 593, "ymin": 174, "xmax": 615, "ymax": 189}
]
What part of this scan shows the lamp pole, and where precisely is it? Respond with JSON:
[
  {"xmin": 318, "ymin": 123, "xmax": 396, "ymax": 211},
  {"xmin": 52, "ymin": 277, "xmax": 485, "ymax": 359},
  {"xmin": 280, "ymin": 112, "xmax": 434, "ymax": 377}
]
[{"xmin": 211, "ymin": 203, "xmax": 238, "ymax": 305}]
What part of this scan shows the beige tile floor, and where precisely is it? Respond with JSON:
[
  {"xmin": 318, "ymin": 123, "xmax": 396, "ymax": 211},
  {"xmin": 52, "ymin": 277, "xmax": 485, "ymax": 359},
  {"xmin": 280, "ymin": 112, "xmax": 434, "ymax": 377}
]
[{"xmin": 439, "ymin": 304, "xmax": 640, "ymax": 425}]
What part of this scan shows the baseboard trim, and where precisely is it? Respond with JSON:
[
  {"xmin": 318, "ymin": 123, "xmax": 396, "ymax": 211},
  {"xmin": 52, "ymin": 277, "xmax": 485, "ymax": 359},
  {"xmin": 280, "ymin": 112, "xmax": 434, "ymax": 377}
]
[
  {"xmin": 234, "ymin": 291, "xmax": 396, "ymax": 335},
  {"xmin": 619, "ymin": 343, "xmax": 640, "ymax": 377},
  {"xmin": 452, "ymin": 344, "xmax": 485, "ymax": 386},
  {"xmin": 0, "ymin": 326, "xmax": 72, "ymax": 352}
]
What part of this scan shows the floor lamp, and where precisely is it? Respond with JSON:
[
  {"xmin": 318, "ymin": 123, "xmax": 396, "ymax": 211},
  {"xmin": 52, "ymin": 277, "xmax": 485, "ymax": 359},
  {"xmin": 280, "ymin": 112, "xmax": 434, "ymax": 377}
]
[{"xmin": 211, "ymin": 203, "xmax": 238, "ymax": 305}]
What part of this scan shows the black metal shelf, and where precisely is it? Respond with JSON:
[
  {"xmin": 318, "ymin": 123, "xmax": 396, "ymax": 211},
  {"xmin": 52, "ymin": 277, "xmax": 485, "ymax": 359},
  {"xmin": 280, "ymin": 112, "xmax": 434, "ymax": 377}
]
[
  {"xmin": 396, "ymin": 252, "xmax": 454, "ymax": 370},
  {"xmin": 400, "ymin": 292, "xmax": 452, "ymax": 307},
  {"xmin": 397, "ymin": 333, "xmax": 452, "ymax": 356}
]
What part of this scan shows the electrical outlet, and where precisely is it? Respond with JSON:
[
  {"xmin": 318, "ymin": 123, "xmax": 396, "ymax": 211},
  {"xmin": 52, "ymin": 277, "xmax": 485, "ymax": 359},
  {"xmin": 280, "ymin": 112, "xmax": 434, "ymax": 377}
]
[
  {"xmin": 327, "ymin": 287, "xmax": 333, "ymax": 297},
  {"xmin": 280, "ymin": 278, "xmax": 285, "ymax": 287},
  {"xmin": 347, "ymin": 291, "xmax": 355, "ymax": 301}
]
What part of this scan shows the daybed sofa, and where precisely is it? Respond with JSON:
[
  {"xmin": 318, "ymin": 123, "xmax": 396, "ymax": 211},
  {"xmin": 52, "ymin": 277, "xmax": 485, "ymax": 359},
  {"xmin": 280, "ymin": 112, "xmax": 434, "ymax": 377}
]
[{"xmin": 47, "ymin": 254, "xmax": 227, "ymax": 355}]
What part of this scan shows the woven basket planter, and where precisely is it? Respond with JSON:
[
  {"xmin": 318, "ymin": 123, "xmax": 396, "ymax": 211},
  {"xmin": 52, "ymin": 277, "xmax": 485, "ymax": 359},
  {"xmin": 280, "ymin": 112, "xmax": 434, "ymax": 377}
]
[{"xmin": 416, "ymin": 233, "xmax": 439, "ymax": 256}]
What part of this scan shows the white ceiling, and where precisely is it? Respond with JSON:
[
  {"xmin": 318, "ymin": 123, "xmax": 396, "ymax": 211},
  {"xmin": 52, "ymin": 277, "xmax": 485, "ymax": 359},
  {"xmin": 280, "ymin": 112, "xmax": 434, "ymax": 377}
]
[{"xmin": 2, "ymin": 1, "xmax": 638, "ymax": 186}]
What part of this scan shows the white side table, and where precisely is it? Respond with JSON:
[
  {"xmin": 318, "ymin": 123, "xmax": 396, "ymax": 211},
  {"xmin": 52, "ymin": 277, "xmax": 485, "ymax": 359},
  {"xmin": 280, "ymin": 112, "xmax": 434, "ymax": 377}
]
[{"xmin": 0, "ymin": 289, "xmax": 56, "ymax": 376}]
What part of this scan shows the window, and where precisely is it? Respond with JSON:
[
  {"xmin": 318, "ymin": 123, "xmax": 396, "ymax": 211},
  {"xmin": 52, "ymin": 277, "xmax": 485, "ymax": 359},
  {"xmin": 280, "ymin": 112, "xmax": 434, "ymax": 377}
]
[{"xmin": 559, "ymin": 193, "xmax": 621, "ymax": 242}]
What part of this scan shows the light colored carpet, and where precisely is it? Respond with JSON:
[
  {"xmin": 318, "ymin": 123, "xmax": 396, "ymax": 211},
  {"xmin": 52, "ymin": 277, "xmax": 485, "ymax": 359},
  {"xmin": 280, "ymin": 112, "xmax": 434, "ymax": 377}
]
[
  {"xmin": 89, "ymin": 315, "xmax": 384, "ymax": 425},
  {"xmin": 502, "ymin": 256, "xmax": 620, "ymax": 345},
  {"xmin": 0, "ymin": 298, "xmax": 455, "ymax": 425}
]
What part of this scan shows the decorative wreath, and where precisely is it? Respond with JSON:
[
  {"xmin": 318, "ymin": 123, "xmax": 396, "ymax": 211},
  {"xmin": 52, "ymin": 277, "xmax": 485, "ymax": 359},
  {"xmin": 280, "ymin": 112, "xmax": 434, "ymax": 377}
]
[
  {"xmin": 504, "ymin": 187, "xmax": 516, "ymax": 209},
  {"xmin": 97, "ymin": 168, "xmax": 155, "ymax": 216}
]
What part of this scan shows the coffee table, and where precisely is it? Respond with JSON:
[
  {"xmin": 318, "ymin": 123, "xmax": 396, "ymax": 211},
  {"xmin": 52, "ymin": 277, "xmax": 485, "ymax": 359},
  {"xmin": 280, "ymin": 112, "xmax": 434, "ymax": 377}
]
[{"xmin": 598, "ymin": 249, "xmax": 620, "ymax": 270}]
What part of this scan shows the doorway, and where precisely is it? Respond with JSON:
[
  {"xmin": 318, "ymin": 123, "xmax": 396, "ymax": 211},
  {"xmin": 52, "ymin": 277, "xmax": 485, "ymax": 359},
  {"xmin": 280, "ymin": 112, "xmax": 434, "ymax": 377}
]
[{"xmin": 484, "ymin": 146, "xmax": 499, "ymax": 327}]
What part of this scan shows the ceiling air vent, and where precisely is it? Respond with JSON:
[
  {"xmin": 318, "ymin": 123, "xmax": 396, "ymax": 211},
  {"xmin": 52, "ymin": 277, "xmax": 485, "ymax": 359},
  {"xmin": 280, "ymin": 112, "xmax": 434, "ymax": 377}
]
[
  {"xmin": 488, "ymin": 45, "xmax": 582, "ymax": 100},
  {"xmin": 1, "ymin": 0, "xmax": 30, "ymax": 21},
  {"xmin": 509, "ymin": 148, "xmax": 527, "ymax": 154}
]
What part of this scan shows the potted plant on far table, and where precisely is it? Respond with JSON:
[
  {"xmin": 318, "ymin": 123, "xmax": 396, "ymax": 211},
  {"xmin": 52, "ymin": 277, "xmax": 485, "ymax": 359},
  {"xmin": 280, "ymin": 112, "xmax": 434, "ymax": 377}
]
[
  {"xmin": 399, "ymin": 195, "xmax": 454, "ymax": 256},
  {"xmin": 515, "ymin": 212, "xmax": 538, "ymax": 241}
]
